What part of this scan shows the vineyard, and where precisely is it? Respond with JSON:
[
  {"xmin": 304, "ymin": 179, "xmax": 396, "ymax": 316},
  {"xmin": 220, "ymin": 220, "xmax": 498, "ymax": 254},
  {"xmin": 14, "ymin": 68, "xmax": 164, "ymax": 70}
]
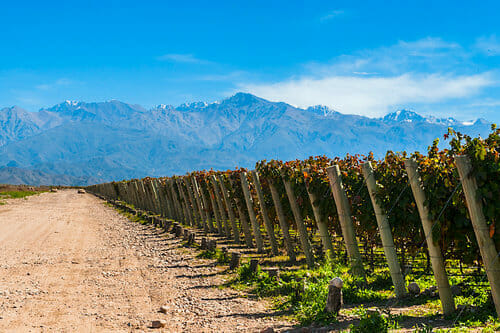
[{"xmin": 88, "ymin": 127, "xmax": 500, "ymax": 330}]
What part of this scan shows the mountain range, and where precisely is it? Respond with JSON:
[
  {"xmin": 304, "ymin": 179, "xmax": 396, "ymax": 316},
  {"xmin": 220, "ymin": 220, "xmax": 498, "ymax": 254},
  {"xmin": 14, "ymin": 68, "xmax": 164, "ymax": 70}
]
[{"xmin": 0, "ymin": 93, "xmax": 492, "ymax": 186}]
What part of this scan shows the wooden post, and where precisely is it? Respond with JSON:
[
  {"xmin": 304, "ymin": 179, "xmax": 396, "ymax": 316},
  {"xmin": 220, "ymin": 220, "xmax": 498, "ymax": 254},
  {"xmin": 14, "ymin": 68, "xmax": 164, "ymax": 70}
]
[
  {"xmin": 405, "ymin": 159, "xmax": 455, "ymax": 315},
  {"xmin": 180, "ymin": 178, "xmax": 197, "ymax": 226},
  {"xmin": 268, "ymin": 181, "xmax": 296, "ymax": 262},
  {"xmin": 176, "ymin": 179, "xmax": 193, "ymax": 225},
  {"xmin": 210, "ymin": 176, "xmax": 227, "ymax": 236},
  {"xmin": 133, "ymin": 181, "xmax": 143, "ymax": 209},
  {"xmin": 163, "ymin": 180, "xmax": 176, "ymax": 220},
  {"xmin": 229, "ymin": 252, "xmax": 241, "ymax": 270},
  {"xmin": 240, "ymin": 172, "xmax": 264, "ymax": 253},
  {"xmin": 153, "ymin": 179, "xmax": 167, "ymax": 217},
  {"xmin": 159, "ymin": 180, "xmax": 172, "ymax": 218},
  {"xmin": 208, "ymin": 183, "xmax": 223, "ymax": 234},
  {"xmin": 211, "ymin": 176, "xmax": 231, "ymax": 238},
  {"xmin": 173, "ymin": 179, "xmax": 188, "ymax": 224},
  {"xmin": 168, "ymin": 179, "xmax": 182, "ymax": 222},
  {"xmin": 251, "ymin": 171, "xmax": 279, "ymax": 256},
  {"xmin": 144, "ymin": 180, "xmax": 156, "ymax": 213},
  {"xmin": 184, "ymin": 177, "xmax": 201, "ymax": 228},
  {"xmin": 303, "ymin": 169, "xmax": 335, "ymax": 258},
  {"xmin": 148, "ymin": 179, "xmax": 161, "ymax": 215},
  {"xmin": 455, "ymin": 155, "xmax": 500, "ymax": 317},
  {"xmin": 137, "ymin": 180, "xmax": 147, "ymax": 210},
  {"xmin": 362, "ymin": 162, "xmax": 406, "ymax": 299},
  {"xmin": 199, "ymin": 180, "xmax": 215, "ymax": 233},
  {"xmin": 282, "ymin": 175, "xmax": 314, "ymax": 268},
  {"xmin": 167, "ymin": 180, "xmax": 179, "ymax": 221},
  {"xmin": 326, "ymin": 165, "xmax": 366, "ymax": 280},
  {"xmin": 230, "ymin": 178, "xmax": 254, "ymax": 248},
  {"xmin": 218, "ymin": 175, "xmax": 240, "ymax": 243},
  {"xmin": 191, "ymin": 177, "xmax": 209, "ymax": 232}
]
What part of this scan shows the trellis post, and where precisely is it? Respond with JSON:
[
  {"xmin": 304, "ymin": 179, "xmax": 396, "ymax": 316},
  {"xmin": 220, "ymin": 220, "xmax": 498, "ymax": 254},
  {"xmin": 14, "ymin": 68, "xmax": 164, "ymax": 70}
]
[
  {"xmin": 455, "ymin": 155, "xmax": 500, "ymax": 317},
  {"xmin": 362, "ymin": 162, "xmax": 406, "ymax": 299},
  {"xmin": 326, "ymin": 165, "xmax": 366, "ymax": 280}
]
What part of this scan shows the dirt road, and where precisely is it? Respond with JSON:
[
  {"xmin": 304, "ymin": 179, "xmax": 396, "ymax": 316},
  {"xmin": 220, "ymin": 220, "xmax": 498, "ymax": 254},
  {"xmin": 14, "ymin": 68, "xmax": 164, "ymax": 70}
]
[{"xmin": 0, "ymin": 190, "xmax": 290, "ymax": 332}]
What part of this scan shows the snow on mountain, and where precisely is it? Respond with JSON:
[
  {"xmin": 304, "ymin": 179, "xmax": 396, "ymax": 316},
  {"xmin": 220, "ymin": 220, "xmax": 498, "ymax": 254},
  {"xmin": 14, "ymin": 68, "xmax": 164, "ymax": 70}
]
[
  {"xmin": 0, "ymin": 93, "xmax": 492, "ymax": 185},
  {"xmin": 382, "ymin": 109, "xmax": 470, "ymax": 126},
  {"xmin": 382, "ymin": 109, "xmax": 425, "ymax": 123}
]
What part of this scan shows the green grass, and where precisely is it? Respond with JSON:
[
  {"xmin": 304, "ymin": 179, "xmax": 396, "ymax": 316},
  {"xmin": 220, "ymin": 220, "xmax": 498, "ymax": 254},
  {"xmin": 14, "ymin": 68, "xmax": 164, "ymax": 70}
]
[
  {"xmin": 0, "ymin": 190, "xmax": 41, "ymax": 204},
  {"xmin": 197, "ymin": 249, "xmax": 230, "ymax": 264},
  {"xmin": 226, "ymin": 255, "xmax": 499, "ymax": 330}
]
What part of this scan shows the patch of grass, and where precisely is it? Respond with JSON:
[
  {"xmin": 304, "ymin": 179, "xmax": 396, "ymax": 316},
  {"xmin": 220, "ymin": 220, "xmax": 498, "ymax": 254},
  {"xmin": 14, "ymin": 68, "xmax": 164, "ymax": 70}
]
[
  {"xmin": 0, "ymin": 190, "xmax": 41, "ymax": 204},
  {"xmin": 0, "ymin": 190, "xmax": 39, "ymax": 199},
  {"xmin": 349, "ymin": 308, "xmax": 401, "ymax": 333},
  {"xmin": 197, "ymin": 249, "xmax": 230, "ymax": 264},
  {"xmin": 226, "ymin": 255, "xmax": 499, "ymax": 329}
]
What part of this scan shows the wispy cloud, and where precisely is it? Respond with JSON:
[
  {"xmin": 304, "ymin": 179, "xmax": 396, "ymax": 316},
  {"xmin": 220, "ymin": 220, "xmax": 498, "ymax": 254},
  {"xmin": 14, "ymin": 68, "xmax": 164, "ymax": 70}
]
[
  {"xmin": 157, "ymin": 53, "xmax": 212, "ymax": 64},
  {"xmin": 320, "ymin": 10, "xmax": 345, "ymax": 22},
  {"xmin": 303, "ymin": 37, "xmax": 466, "ymax": 77},
  {"xmin": 35, "ymin": 78, "xmax": 73, "ymax": 91},
  {"xmin": 238, "ymin": 37, "xmax": 496, "ymax": 118},
  {"xmin": 475, "ymin": 35, "xmax": 500, "ymax": 56}
]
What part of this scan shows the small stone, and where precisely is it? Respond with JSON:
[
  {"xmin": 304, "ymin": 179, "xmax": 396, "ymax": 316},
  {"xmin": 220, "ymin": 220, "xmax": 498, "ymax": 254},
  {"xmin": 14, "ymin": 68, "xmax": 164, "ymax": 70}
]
[
  {"xmin": 159, "ymin": 305, "xmax": 169, "ymax": 313},
  {"xmin": 151, "ymin": 320, "xmax": 167, "ymax": 328},
  {"xmin": 407, "ymin": 282, "xmax": 420, "ymax": 295}
]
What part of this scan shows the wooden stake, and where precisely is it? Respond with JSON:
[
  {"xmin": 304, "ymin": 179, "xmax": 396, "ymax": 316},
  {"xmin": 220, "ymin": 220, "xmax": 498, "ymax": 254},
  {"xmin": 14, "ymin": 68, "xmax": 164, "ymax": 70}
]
[
  {"xmin": 455, "ymin": 155, "xmax": 500, "ymax": 317},
  {"xmin": 362, "ymin": 162, "xmax": 406, "ymax": 299},
  {"xmin": 211, "ymin": 176, "xmax": 231, "ymax": 238},
  {"xmin": 268, "ymin": 181, "xmax": 296, "ymax": 262},
  {"xmin": 210, "ymin": 176, "xmax": 228, "ymax": 237},
  {"xmin": 218, "ymin": 175, "xmax": 240, "ymax": 243},
  {"xmin": 191, "ymin": 177, "xmax": 209, "ymax": 233},
  {"xmin": 303, "ymin": 168, "xmax": 335, "ymax": 258},
  {"xmin": 230, "ymin": 178, "xmax": 254, "ymax": 248},
  {"xmin": 240, "ymin": 172, "xmax": 264, "ymax": 253},
  {"xmin": 251, "ymin": 170, "xmax": 279, "ymax": 255},
  {"xmin": 184, "ymin": 177, "xmax": 201, "ymax": 228},
  {"xmin": 281, "ymin": 175, "xmax": 314, "ymax": 268},
  {"xmin": 405, "ymin": 159, "xmax": 455, "ymax": 315},
  {"xmin": 326, "ymin": 165, "xmax": 366, "ymax": 280}
]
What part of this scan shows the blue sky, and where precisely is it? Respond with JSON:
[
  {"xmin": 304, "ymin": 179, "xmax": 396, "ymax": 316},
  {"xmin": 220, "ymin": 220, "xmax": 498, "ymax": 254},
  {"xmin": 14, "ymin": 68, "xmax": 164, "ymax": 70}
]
[{"xmin": 1, "ymin": 0, "xmax": 499, "ymax": 121}]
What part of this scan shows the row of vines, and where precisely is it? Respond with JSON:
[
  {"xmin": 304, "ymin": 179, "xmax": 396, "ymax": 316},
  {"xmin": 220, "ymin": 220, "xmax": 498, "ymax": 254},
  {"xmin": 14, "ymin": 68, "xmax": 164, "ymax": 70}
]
[{"xmin": 87, "ymin": 126, "xmax": 500, "ymax": 317}]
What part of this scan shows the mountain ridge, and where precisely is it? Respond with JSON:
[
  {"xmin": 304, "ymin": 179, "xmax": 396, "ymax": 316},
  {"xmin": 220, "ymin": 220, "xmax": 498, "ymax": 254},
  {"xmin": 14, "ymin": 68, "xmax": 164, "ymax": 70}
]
[{"xmin": 0, "ymin": 93, "xmax": 492, "ymax": 185}]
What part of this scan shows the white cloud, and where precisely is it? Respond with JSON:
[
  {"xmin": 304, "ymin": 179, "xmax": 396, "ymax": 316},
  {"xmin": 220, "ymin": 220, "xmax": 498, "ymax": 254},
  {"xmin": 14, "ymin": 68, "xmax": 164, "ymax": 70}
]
[
  {"xmin": 236, "ymin": 37, "xmax": 497, "ymax": 118},
  {"xmin": 240, "ymin": 73, "xmax": 493, "ymax": 117},
  {"xmin": 475, "ymin": 35, "xmax": 500, "ymax": 56},
  {"xmin": 157, "ymin": 53, "xmax": 212, "ymax": 64},
  {"xmin": 320, "ymin": 10, "xmax": 345, "ymax": 22}
]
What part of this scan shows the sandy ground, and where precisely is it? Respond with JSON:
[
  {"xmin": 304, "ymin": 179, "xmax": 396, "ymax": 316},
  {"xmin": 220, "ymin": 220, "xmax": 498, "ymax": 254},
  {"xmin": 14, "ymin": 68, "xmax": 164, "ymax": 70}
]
[{"xmin": 0, "ymin": 190, "xmax": 292, "ymax": 332}]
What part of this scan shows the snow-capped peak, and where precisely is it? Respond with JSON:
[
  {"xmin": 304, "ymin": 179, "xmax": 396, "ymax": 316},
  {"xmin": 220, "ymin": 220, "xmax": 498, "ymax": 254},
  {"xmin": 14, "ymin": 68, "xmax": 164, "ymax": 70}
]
[
  {"xmin": 176, "ymin": 101, "xmax": 209, "ymax": 111},
  {"xmin": 64, "ymin": 100, "xmax": 80, "ymax": 106},
  {"xmin": 383, "ymin": 109, "xmax": 424, "ymax": 123},
  {"xmin": 306, "ymin": 105, "xmax": 339, "ymax": 117}
]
